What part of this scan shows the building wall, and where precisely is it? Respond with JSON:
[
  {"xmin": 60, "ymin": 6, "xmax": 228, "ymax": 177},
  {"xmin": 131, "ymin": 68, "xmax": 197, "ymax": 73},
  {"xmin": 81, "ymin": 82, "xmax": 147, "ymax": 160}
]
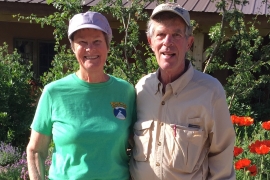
[{"xmin": 0, "ymin": 21, "xmax": 55, "ymax": 53}]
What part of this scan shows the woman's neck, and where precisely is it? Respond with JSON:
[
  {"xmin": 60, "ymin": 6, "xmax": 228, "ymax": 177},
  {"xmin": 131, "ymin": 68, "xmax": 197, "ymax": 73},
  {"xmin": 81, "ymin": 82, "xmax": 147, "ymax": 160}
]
[{"xmin": 76, "ymin": 70, "xmax": 109, "ymax": 83}]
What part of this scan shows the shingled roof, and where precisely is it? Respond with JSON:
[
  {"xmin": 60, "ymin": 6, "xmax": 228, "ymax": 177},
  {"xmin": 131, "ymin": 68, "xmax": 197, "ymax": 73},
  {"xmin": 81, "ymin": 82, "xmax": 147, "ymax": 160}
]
[{"xmin": 1, "ymin": 0, "xmax": 270, "ymax": 15}]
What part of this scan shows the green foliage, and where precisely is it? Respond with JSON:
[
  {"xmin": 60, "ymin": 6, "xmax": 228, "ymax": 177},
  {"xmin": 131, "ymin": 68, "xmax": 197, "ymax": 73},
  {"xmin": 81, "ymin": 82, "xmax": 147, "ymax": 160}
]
[
  {"xmin": 14, "ymin": 0, "xmax": 82, "ymax": 86},
  {"xmin": 0, "ymin": 167, "xmax": 21, "ymax": 180},
  {"xmin": 204, "ymin": 0, "xmax": 270, "ymax": 120},
  {"xmin": 15, "ymin": 0, "xmax": 159, "ymax": 86},
  {"xmin": 14, "ymin": 0, "xmax": 81, "ymax": 51},
  {"xmin": 40, "ymin": 45, "xmax": 78, "ymax": 85},
  {"xmin": 90, "ymin": 0, "xmax": 159, "ymax": 85},
  {"xmin": 0, "ymin": 43, "xmax": 37, "ymax": 149}
]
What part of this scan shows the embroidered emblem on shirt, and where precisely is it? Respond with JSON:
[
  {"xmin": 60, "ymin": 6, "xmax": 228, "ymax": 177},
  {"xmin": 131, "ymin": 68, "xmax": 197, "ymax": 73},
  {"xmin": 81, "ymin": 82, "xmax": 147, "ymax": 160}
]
[{"xmin": 111, "ymin": 102, "xmax": 127, "ymax": 120}]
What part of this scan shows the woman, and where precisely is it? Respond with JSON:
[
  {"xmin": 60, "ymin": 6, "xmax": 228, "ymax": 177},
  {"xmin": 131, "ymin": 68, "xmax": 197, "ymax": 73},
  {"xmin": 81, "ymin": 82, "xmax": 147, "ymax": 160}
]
[{"xmin": 26, "ymin": 11, "xmax": 136, "ymax": 180}]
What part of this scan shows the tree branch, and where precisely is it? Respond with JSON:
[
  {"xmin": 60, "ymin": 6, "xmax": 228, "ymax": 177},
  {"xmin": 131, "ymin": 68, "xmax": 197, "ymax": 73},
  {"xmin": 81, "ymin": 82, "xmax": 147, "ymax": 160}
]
[{"xmin": 203, "ymin": 0, "xmax": 227, "ymax": 73}]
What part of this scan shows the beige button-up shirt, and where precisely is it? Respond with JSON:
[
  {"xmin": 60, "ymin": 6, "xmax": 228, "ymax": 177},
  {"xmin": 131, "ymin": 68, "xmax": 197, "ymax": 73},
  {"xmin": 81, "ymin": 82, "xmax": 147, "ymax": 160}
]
[{"xmin": 130, "ymin": 62, "xmax": 236, "ymax": 180}]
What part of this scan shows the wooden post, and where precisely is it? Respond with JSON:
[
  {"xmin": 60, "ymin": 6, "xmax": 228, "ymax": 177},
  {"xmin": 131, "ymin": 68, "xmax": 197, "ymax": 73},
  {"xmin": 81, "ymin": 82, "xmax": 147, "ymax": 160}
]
[{"xmin": 192, "ymin": 33, "xmax": 204, "ymax": 71}]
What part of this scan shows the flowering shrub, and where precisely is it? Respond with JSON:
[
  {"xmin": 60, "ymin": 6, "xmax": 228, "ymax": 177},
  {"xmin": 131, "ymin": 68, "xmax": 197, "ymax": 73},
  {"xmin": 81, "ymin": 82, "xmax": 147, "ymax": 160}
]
[
  {"xmin": 232, "ymin": 115, "xmax": 270, "ymax": 179},
  {"xmin": 0, "ymin": 143, "xmax": 51, "ymax": 180},
  {"xmin": 0, "ymin": 142, "xmax": 20, "ymax": 166},
  {"xmin": 0, "ymin": 152, "xmax": 27, "ymax": 180}
]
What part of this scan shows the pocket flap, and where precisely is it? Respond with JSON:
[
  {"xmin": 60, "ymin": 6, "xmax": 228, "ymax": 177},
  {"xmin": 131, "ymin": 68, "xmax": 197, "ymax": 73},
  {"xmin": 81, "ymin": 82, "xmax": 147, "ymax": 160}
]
[{"xmin": 134, "ymin": 120, "xmax": 153, "ymax": 130}]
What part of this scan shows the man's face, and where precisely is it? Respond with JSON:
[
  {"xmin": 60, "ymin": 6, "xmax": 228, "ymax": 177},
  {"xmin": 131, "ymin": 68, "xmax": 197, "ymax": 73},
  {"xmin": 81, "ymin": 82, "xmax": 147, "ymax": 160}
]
[{"xmin": 148, "ymin": 17, "xmax": 194, "ymax": 79}]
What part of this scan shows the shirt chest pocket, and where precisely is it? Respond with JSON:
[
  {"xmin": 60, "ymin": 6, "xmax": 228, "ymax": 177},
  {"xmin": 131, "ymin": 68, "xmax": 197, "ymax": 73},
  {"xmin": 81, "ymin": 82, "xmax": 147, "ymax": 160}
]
[
  {"xmin": 169, "ymin": 124, "xmax": 207, "ymax": 173},
  {"xmin": 132, "ymin": 120, "xmax": 153, "ymax": 161}
]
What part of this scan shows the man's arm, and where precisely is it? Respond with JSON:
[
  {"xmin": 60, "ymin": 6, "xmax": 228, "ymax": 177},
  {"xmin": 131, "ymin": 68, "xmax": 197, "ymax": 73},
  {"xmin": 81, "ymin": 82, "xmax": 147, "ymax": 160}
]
[
  {"xmin": 27, "ymin": 130, "xmax": 51, "ymax": 180},
  {"xmin": 208, "ymin": 96, "xmax": 236, "ymax": 180}
]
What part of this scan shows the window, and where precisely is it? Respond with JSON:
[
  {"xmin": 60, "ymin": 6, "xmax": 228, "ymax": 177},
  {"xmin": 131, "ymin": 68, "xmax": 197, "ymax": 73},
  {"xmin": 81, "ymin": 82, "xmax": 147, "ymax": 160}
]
[
  {"xmin": 14, "ymin": 39, "xmax": 55, "ymax": 78},
  {"xmin": 14, "ymin": 39, "xmax": 34, "ymax": 65},
  {"xmin": 38, "ymin": 41, "xmax": 55, "ymax": 76}
]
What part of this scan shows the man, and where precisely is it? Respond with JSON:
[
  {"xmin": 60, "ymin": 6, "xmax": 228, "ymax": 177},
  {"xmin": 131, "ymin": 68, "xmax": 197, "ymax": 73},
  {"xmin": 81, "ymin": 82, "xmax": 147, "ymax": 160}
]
[{"xmin": 129, "ymin": 2, "xmax": 236, "ymax": 180}]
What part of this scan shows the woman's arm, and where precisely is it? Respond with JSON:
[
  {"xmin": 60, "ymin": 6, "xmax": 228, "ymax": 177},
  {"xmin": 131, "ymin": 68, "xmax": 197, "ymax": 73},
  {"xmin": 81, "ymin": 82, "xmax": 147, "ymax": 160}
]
[{"xmin": 27, "ymin": 130, "xmax": 51, "ymax": 180}]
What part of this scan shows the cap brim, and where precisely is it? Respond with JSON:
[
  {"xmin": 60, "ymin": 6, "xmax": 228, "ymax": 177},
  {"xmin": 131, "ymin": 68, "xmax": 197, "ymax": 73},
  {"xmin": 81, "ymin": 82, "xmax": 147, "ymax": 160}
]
[
  {"xmin": 68, "ymin": 24, "xmax": 107, "ymax": 39},
  {"xmin": 151, "ymin": 9, "xmax": 190, "ymax": 26}
]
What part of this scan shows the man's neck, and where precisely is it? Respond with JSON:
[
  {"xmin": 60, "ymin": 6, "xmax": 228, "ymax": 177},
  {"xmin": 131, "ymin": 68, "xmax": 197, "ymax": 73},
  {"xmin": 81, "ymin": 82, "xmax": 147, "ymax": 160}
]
[{"xmin": 159, "ymin": 60, "xmax": 189, "ymax": 88}]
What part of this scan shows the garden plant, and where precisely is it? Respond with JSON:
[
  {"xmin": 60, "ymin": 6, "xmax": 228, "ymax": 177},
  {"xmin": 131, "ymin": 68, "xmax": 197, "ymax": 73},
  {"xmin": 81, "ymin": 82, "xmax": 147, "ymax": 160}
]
[
  {"xmin": 232, "ymin": 115, "xmax": 270, "ymax": 179},
  {"xmin": 0, "ymin": 43, "xmax": 37, "ymax": 149},
  {"xmin": 0, "ymin": 0, "xmax": 270, "ymax": 179}
]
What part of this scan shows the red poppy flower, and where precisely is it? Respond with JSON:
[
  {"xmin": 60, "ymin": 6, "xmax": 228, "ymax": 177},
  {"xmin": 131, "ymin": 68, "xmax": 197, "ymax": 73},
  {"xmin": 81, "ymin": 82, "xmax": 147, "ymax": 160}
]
[
  {"xmin": 231, "ymin": 115, "xmax": 240, "ymax": 125},
  {"xmin": 239, "ymin": 116, "xmax": 254, "ymax": 126},
  {"xmin": 247, "ymin": 165, "xmax": 257, "ymax": 176},
  {"xmin": 249, "ymin": 140, "xmax": 263, "ymax": 153},
  {"xmin": 234, "ymin": 146, "xmax": 244, "ymax": 157},
  {"xmin": 262, "ymin": 121, "xmax": 270, "ymax": 130},
  {"xmin": 263, "ymin": 140, "xmax": 270, "ymax": 147},
  {"xmin": 235, "ymin": 159, "xmax": 251, "ymax": 170},
  {"xmin": 255, "ymin": 144, "xmax": 270, "ymax": 155},
  {"xmin": 231, "ymin": 115, "xmax": 254, "ymax": 126},
  {"xmin": 249, "ymin": 140, "xmax": 270, "ymax": 155}
]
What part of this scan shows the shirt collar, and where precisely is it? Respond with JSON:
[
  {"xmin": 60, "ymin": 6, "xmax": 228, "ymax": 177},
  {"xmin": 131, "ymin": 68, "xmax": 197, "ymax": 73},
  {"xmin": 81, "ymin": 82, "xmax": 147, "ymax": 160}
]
[{"xmin": 153, "ymin": 61, "xmax": 194, "ymax": 95}]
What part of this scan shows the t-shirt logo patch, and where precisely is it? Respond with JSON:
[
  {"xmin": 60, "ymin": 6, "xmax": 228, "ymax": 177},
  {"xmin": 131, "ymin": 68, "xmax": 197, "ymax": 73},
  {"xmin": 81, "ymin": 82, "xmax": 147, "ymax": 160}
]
[{"xmin": 111, "ymin": 102, "xmax": 127, "ymax": 120}]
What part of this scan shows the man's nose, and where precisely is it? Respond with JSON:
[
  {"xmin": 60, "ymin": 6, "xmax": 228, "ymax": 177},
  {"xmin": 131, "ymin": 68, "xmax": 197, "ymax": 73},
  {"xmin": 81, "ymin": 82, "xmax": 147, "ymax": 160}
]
[{"xmin": 163, "ymin": 35, "xmax": 173, "ymax": 47}]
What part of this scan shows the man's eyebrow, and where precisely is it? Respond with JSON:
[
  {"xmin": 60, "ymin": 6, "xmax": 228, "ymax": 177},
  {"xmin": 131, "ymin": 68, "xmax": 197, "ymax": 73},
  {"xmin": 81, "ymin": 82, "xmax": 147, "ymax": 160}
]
[
  {"xmin": 155, "ymin": 29, "xmax": 163, "ymax": 33},
  {"xmin": 174, "ymin": 28, "xmax": 184, "ymax": 33}
]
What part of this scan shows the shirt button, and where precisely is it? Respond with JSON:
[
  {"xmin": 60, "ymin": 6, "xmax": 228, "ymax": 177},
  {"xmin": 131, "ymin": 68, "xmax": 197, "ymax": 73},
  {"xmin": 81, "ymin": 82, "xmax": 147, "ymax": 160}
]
[
  {"xmin": 158, "ymin": 142, "xmax": 161, "ymax": 146},
  {"xmin": 161, "ymin": 101, "xmax": 165, "ymax": 105},
  {"xmin": 156, "ymin": 162, "xmax": 160, "ymax": 166}
]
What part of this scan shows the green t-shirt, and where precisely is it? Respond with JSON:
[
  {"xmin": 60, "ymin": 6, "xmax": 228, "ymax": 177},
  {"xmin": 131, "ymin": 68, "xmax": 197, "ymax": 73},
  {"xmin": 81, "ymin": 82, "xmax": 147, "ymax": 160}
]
[{"xmin": 31, "ymin": 73, "xmax": 136, "ymax": 180}]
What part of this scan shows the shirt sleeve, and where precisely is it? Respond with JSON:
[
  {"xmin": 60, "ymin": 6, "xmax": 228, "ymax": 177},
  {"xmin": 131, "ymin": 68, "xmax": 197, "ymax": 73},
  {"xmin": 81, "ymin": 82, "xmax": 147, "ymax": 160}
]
[
  {"xmin": 132, "ymin": 91, "xmax": 137, "ymax": 129},
  {"xmin": 31, "ymin": 86, "xmax": 53, "ymax": 136},
  {"xmin": 128, "ymin": 87, "xmax": 137, "ymax": 148},
  {"xmin": 208, "ymin": 93, "xmax": 236, "ymax": 179}
]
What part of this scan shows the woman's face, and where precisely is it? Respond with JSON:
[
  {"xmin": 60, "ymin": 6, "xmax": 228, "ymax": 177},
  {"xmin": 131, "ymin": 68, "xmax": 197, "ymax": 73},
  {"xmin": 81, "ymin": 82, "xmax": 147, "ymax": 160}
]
[{"xmin": 72, "ymin": 28, "xmax": 109, "ymax": 74}]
